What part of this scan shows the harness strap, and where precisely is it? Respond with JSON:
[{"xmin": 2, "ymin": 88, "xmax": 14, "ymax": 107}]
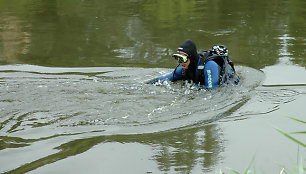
[
  {"xmin": 195, "ymin": 50, "xmax": 211, "ymax": 84},
  {"xmin": 171, "ymin": 63, "xmax": 180, "ymax": 82}
]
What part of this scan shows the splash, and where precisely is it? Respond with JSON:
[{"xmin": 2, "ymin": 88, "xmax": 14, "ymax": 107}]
[{"xmin": 0, "ymin": 64, "xmax": 266, "ymax": 138}]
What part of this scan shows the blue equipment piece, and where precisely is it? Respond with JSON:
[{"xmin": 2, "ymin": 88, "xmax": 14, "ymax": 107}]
[
  {"xmin": 157, "ymin": 66, "xmax": 183, "ymax": 82},
  {"xmin": 203, "ymin": 60, "xmax": 219, "ymax": 88}
]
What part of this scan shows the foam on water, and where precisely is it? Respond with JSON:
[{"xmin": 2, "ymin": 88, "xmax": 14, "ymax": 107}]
[{"xmin": 0, "ymin": 64, "xmax": 266, "ymax": 138}]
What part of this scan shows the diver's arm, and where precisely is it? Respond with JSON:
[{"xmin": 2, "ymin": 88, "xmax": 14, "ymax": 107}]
[
  {"xmin": 145, "ymin": 66, "xmax": 183, "ymax": 84},
  {"xmin": 203, "ymin": 60, "xmax": 220, "ymax": 89}
]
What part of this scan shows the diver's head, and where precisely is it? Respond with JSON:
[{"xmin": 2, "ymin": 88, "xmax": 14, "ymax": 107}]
[{"xmin": 172, "ymin": 39, "xmax": 198, "ymax": 69}]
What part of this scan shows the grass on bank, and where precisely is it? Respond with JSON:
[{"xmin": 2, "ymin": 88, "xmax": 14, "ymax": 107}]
[{"xmin": 219, "ymin": 116, "xmax": 305, "ymax": 174}]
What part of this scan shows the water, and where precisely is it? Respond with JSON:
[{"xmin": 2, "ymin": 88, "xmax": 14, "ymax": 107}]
[
  {"xmin": 0, "ymin": 0, "xmax": 305, "ymax": 173},
  {"xmin": 0, "ymin": 65, "xmax": 265, "ymax": 173},
  {"xmin": 0, "ymin": 65, "xmax": 261, "ymax": 135}
]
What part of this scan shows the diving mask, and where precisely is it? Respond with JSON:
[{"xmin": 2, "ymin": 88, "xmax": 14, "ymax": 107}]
[{"xmin": 173, "ymin": 53, "xmax": 188, "ymax": 63}]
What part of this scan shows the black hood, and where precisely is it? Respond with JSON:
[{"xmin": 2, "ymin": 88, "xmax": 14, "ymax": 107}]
[
  {"xmin": 177, "ymin": 39, "xmax": 199, "ymax": 67},
  {"xmin": 176, "ymin": 39, "xmax": 200, "ymax": 82}
]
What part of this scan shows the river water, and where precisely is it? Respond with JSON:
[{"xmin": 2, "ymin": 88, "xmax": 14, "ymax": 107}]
[{"xmin": 0, "ymin": 0, "xmax": 305, "ymax": 173}]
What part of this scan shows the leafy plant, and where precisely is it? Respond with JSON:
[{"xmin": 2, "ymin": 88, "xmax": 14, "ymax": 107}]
[
  {"xmin": 275, "ymin": 117, "xmax": 305, "ymax": 174},
  {"xmin": 275, "ymin": 117, "xmax": 306, "ymax": 148},
  {"xmin": 219, "ymin": 156, "xmax": 255, "ymax": 174},
  {"xmin": 220, "ymin": 116, "xmax": 305, "ymax": 174}
]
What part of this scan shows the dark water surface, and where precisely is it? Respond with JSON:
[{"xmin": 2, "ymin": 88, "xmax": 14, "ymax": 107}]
[{"xmin": 0, "ymin": 0, "xmax": 305, "ymax": 173}]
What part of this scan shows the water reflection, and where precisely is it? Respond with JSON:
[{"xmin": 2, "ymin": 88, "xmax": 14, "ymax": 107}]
[
  {"xmin": 0, "ymin": 15, "xmax": 30, "ymax": 64},
  {"xmin": 2, "ymin": 124, "xmax": 224, "ymax": 174},
  {"xmin": 0, "ymin": 0, "xmax": 305, "ymax": 68},
  {"xmin": 151, "ymin": 124, "xmax": 224, "ymax": 173}
]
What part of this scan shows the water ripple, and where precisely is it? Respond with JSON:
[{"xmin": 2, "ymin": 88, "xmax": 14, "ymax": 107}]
[{"xmin": 0, "ymin": 65, "xmax": 264, "ymax": 138}]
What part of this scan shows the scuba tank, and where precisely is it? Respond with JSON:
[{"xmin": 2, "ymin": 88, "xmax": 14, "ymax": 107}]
[{"xmin": 196, "ymin": 45, "xmax": 240, "ymax": 86}]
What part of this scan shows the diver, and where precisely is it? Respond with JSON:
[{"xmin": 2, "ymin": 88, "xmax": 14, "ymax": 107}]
[{"xmin": 145, "ymin": 39, "xmax": 240, "ymax": 89}]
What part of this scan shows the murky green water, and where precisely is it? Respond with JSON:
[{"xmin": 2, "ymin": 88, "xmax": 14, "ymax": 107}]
[{"xmin": 0, "ymin": 0, "xmax": 305, "ymax": 173}]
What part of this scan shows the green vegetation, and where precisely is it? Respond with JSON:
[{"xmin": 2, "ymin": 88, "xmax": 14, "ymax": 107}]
[
  {"xmin": 223, "ymin": 156, "xmax": 255, "ymax": 174},
  {"xmin": 276, "ymin": 117, "xmax": 305, "ymax": 174},
  {"xmin": 220, "ymin": 117, "xmax": 305, "ymax": 174},
  {"xmin": 275, "ymin": 117, "xmax": 306, "ymax": 148}
]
